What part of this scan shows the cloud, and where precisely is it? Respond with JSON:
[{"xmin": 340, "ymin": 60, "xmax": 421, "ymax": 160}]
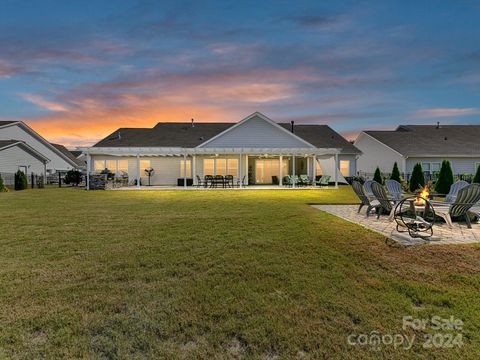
[
  {"xmin": 0, "ymin": 60, "xmax": 24, "ymax": 78},
  {"xmin": 20, "ymin": 93, "xmax": 68, "ymax": 112},
  {"xmin": 286, "ymin": 15, "xmax": 338, "ymax": 27},
  {"xmin": 412, "ymin": 108, "xmax": 480, "ymax": 118}
]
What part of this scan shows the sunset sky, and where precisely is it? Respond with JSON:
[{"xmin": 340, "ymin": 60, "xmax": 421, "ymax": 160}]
[{"xmin": 1, "ymin": 0, "xmax": 479, "ymax": 148}]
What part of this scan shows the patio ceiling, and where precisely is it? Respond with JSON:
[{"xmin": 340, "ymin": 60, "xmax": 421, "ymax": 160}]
[{"xmin": 85, "ymin": 147, "xmax": 341, "ymax": 157}]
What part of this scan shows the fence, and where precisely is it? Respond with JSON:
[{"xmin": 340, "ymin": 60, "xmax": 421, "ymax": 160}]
[{"xmin": 0, "ymin": 172, "xmax": 45, "ymax": 188}]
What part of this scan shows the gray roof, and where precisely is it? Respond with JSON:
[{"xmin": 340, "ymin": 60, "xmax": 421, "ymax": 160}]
[
  {"xmin": 365, "ymin": 125, "xmax": 480, "ymax": 156},
  {"xmin": 94, "ymin": 122, "xmax": 360, "ymax": 154},
  {"xmin": 0, "ymin": 121, "xmax": 19, "ymax": 126},
  {"xmin": 0, "ymin": 140, "xmax": 21, "ymax": 149},
  {"xmin": 51, "ymin": 143, "xmax": 85, "ymax": 167}
]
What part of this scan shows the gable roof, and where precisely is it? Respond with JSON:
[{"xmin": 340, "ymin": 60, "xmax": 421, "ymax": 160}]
[
  {"xmin": 364, "ymin": 125, "xmax": 480, "ymax": 157},
  {"xmin": 93, "ymin": 115, "xmax": 360, "ymax": 154},
  {"xmin": 0, "ymin": 140, "xmax": 50, "ymax": 162},
  {"xmin": 0, "ymin": 121, "xmax": 20, "ymax": 128},
  {"xmin": 51, "ymin": 143, "xmax": 86, "ymax": 167}
]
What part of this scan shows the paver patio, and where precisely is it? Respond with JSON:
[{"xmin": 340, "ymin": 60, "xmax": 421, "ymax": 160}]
[{"xmin": 312, "ymin": 205, "xmax": 480, "ymax": 246}]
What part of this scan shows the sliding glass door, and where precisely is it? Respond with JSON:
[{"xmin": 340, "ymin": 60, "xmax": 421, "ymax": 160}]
[{"xmin": 255, "ymin": 159, "xmax": 288, "ymax": 184}]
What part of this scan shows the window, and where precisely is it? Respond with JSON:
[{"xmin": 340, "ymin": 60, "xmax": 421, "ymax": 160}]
[
  {"xmin": 94, "ymin": 160, "xmax": 105, "ymax": 172},
  {"xmin": 421, "ymin": 162, "xmax": 441, "ymax": 174},
  {"xmin": 140, "ymin": 160, "xmax": 151, "ymax": 172},
  {"xmin": 180, "ymin": 160, "xmax": 191, "ymax": 177},
  {"xmin": 340, "ymin": 160, "xmax": 350, "ymax": 177},
  {"xmin": 118, "ymin": 160, "xmax": 128, "ymax": 174},
  {"xmin": 203, "ymin": 159, "xmax": 214, "ymax": 176},
  {"xmin": 216, "ymin": 159, "xmax": 227, "ymax": 176},
  {"xmin": 227, "ymin": 159, "xmax": 239, "ymax": 176},
  {"xmin": 105, "ymin": 160, "xmax": 117, "ymax": 173}
]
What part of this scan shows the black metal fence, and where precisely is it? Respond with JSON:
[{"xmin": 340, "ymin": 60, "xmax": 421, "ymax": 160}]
[{"xmin": 0, "ymin": 172, "xmax": 45, "ymax": 188}]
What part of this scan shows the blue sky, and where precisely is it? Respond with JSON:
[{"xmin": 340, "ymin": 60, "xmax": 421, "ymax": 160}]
[{"xmin": 0, "ymin": 0, "xmax": 479, "ymax": 146}]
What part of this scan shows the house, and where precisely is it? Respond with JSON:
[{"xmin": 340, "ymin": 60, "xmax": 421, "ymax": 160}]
[
  {"xmin": 0, "ymin": 140, "xmax": 49, "ymax": 183},
  {"xmin": 0, "ymin": 121, "xmax": 78, "ymax": 174},
  {"xmin": 51, "ymin": 144, "xmax": 86, "ymax": 170},
  {"xmin": 86, "ymin": 112, "xmax": 361, "ymax": 188},
  {"xmin": 355, "ymin": 124, "xmax": 480, "ymax": 178}
]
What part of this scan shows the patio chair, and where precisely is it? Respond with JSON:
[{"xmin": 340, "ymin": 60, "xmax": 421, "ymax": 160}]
[
  {"xmin": 386, "ymin": 179, "xmax": 404, "ymax": 202},
  {"xmin": 196, "ymin": 175, "xmax": 205, "ymax": 188},
  {"xmin": 224, "ymin": 175, "xmax": 234, "ymax": 188},
  {"xmin": 204, "ymin": 175, "xmax": 213, "ymax": 188},
  {"xmin": 291, "ymin": 175, "xmax": 300, "ymax": 187},
  {"xmin": 352, "ymin": 180, "xmax": 380, "ymax": 216},
  {"xmin": 363, "ymin": 180, "xmax": 375, "ymax": 199},
  {"xmin": 299, "ymin": 175, "xmax": 312, "ymax": 186},
  {"xmin": 236, "ymin": 175, "xmax": 246, "ymax": 187},
  {"xmin": 212, "ymin": 175, "xmax": 224, "ymax": 188},
  {"xmin": 283, "ymin": 175, "xmax": 293, "ymax": 186},
  {"xmin": 433, "ymin": 183, "xmax": 480, "ymax": 229},
  {"xmin": 316, "ymin": 175, "xmax": 330, "ymax": 187},
  {"xmin": 371, "ymin": 181, "xmax": 395, "ymax": 220}
]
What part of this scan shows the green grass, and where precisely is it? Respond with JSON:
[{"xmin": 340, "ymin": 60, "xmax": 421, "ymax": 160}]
[{"xmin": 1, "ymin": 187, "xmax": 480, "ymax": 359}]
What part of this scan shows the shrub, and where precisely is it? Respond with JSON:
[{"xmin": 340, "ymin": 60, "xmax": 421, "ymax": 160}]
[
  {"xmin": 435, "ymin": 160, "xmax": 454, "ymax": 194},
  {"xmin": 14, "ymin": 170, "xmax": 28, "ymax": 191},
  {"xmin": 373, "ymin": 167, "xmax": 384, "ymax": 184},
  {"xmin": 474, "ymin": 164, "xmax": 480, "ymax": 184},
  {"xmin": 0, "ymin": 174, "xmax": 6, "ymax": 192},
  {"xmin": 409, "ymin": 163, "xmax": 425, "ymax": 192},
  {"xmin": 64, "ymin": 170, "xmax": 82, "ymax": 186},
  {"xmin": 390, "ymin": 162, "xmax": 401, "ymax": 183}
]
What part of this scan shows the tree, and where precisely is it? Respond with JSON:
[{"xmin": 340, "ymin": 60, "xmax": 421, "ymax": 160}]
[
  {"xmin": 0, "ymin": 174, "xmax": 6, "ymax": 192},
  {"xmin": 390, "ymin": 162, "xmax": 401, "ymax": 183},
  {"xmin": 409, "ymin": 163, "xmax": 425, "ymax": 192},
  {"xmin": 64, "ymin": 170, "xmax": 82, "ymax": 186},
  {"xmin": 473, "ymin": 164, "xmax": 480, "ymax": 184},
  {"xmin": 14, "ymin": 170, "xmax": 28, "ymax": 191},
  {"xmin": 435, "ymin": 160, "xmax": 454, "ymax": 194},
  {"xmin": 373, "ymin": 167, "xmax": 383, "ymax": 184}
]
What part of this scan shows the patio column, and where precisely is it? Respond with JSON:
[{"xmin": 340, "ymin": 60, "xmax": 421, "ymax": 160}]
[
  {"xmin": 279, "ymin": 155, "xmax": 283, "ymax": 186},
  {"xmin": 183, "ymin": 152, "xmax": 187, "ymax": 189},
  {"xmin": 245, "ymin": 155, "xmax": 248, "ymax": 186},
  {"xmin": 136, "ymin": 154, "xmax": 140, "ymax": 189},
  {"xmin": 312, "ymin": 155, "xmax": 316, "ymax": 184},
  {"xmin": 86, "ymin": 153, "xmax": 91, "ymax": 190},
  {"xmin": 192, "ymin": 155, "xmax": 196, "ymax": 186},
  {"xmin": 292, "ymin": 155, "xmax": 296, "ymax": 188},
  {"xmin": 334, "ymin": 153, "xmax": 338, "ymax": 188},
  {"xmin": 239, "ymin": 152, "xmax": 243, "ymax": 188}
]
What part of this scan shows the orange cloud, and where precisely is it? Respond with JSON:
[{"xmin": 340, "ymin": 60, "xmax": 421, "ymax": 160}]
[{"xmin": 412, "ymin": 107, "xmax": 480, "ymax": 118}]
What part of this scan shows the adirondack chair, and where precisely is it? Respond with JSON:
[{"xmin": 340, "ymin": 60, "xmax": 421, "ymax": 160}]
[
  {"xmin": 363, "ymin": 180, "xmax": 375, "ymax": 199},
  {"xmin": 316, "ymin": 175, "xmax": 331, "ymax": 187},
  {"xmin": 434, "ymin": 183, "xmax": 480, "ymax": 228},
  {"xmin": 430, "ymin": 180, "xmax": 469, "ymax": 205},
  {"xmin": 352, "ymin": 180, "xmax": 380, "ymax": 216},
  {"xmin": 371, "ymin": 181, "xmax": 396, "ymax": 220},
  {"xmin": 386, "ymin": 179, "xmax": 403, "ymax": 202}
]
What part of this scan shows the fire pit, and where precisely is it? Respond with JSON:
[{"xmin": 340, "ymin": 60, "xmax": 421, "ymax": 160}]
[{"xmin": 394, "ymin": 187, "xmax": 435, "ymax": 239}]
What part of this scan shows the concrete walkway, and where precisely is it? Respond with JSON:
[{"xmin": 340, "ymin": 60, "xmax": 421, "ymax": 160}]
[{"xmin": 312, "ymin": 205, "xmax": 480, "ymax": 246}]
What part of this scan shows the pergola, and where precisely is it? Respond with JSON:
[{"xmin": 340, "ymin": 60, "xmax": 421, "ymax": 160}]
[{"xmin": 85, "ymin": 146, "xmax": 341, "ymax": 189}]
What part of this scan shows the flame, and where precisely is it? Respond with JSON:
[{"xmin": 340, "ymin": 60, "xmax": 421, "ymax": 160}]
[{"xmin": 416, "ymin": 186, "xmax": 430, "ymax": 205}]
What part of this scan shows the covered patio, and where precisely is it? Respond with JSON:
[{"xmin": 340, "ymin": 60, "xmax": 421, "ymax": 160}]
[{"xmin": 85, "ymin": 146, "xmax": 341, "ymax": 190}]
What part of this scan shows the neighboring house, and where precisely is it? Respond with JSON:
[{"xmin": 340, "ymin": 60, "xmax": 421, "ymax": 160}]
[
  {"xmin": 355, "ymin": 124, "xmax": 480, "ymax": 178},
  {"xmin": 51, "ymin": 144, "xmax": 86, "ymax": 170},
  {"xmin": 0, "ymin": 140, "xmax": 49, "ymax": 183},
  {"xmin": 86, "ymin": 112, "xmax": 360, "ymax": 187},
  {"xmin": 0, "ymin": 121, "xmax": 78, "ymax": 174}
]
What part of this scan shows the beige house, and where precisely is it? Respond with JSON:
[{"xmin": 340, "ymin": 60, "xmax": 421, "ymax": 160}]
[{"xmin": 86, "ymin": 112, "xmax": 360, "ymax": 188}]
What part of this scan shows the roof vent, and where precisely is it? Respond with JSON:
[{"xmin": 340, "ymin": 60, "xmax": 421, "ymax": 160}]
[
  {"xmin": 290, "ymin": 120, "xmax": 294, "ymax": 133},
  {"xmin": 436, "ymin": 121, "xmax": 440, "ymax": 129},
  {"xmin": 444, "ymin": 136, "xmax": 448, "ymax": 140},
  {"xmin": 199, "ymin": 136, "xmax": 204, "ymax": 140},
  {"xmin": 118, "ymin": 131, "xmax": 121, "ymax": 140},
  {"xmin": 191, "ymin": 118, "xmax": 195, "ymax": 127}
]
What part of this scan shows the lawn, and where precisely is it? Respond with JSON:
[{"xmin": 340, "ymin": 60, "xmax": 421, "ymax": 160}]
[{"xmin": 1, "ymin": 187, "xmax": 479, "ymax": 359}]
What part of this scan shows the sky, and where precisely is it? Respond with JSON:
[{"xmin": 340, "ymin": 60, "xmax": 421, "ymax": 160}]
[{"xmin": 1, "ymin": 0, "xmax": 479, "ymax": 148}]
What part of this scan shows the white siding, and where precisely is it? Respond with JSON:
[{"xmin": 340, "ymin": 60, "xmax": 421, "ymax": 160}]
[
  {"xmin": 354, "ymin": 133, "xmax": 404, "ymax": 174},
  {"xmin": 0, "ymin": 124, "xmax": 74, "ymax": 172},
  {"xmin": 199, "ymin": 114, "xmax": 311, "ymax": 148},
  {"xmin": 338, "ymin": 154, "xmax": 357, "ymax": 176},
  {"xmin": 406, "ymin": 157, "xmax": 480, "ymax": 175},
  {"xmin": 0, "ymin": 145, "xmax": 46, "ymax": 175}
]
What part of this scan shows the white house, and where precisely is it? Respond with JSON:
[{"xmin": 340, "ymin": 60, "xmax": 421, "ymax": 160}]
[
  {"xmin": 0, "ymin": 140, "xmax": 49, "ymax": 183},
  {"xmin": 355, "ymin": 124, "xmax": 480, "ymax": 178},
  {"xmin": 86, "ymin": 112, "xmax": 361, "ymax": 188},
  {"xmin": 0, "ymin": 121, "xmax": 78, "ymax": 174}
]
